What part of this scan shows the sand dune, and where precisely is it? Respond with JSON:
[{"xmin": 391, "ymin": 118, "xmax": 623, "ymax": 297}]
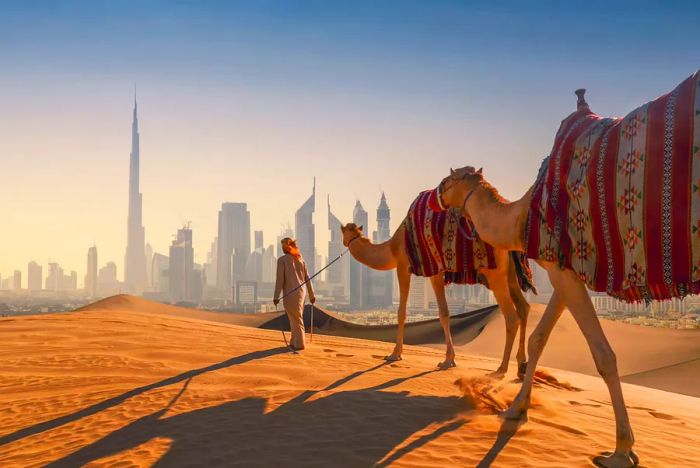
[
  {"xmin": 444, "ymin": 303, "xmax": 700, "ymax": 397},
  {"xmin": 1, "ymin": 301, "xmax": 699, "ymax": 467}
]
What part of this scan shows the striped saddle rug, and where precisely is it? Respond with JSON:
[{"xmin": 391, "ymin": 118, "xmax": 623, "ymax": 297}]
[
  {"xmin": 526, "ymin": 70, "xmax": 700, "ymax": 302},
  {"xmin": 404, "ymin": 190, "xmax": 497, "ymax": 285}
]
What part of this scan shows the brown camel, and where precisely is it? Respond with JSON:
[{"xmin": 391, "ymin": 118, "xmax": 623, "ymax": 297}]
[
  {"xmin": 437, "ymin": 166, "xmax": 638, "ymax": 467},
  {"xmin": 340, "ymin": 221, "xmax": 531, "ymax": 374}
]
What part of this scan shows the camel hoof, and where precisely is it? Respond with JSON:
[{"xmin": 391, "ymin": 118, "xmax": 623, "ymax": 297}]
[
  {"xmin": 592, "ymin": 451, "xmax": 638, "ymax": 468},
  {"xmin": 383, "ymin": 355, "xmax": 402, "ymax": 362},
  {"xmin": 500, "ymin": 404, "xmax": 527, "ymax": 421},
  {"xmin": 437, "ymin": 360, "xmax": 456, "ymax": 370},
  {"xmin": 487, "ymin": 369, "xmax": 506, "ymax": 379}
]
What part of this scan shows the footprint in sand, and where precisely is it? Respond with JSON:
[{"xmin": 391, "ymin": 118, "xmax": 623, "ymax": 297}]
[
  {"xmin": 569, "ymin": 400, "xmax": 602, "ymax": 408},
  {"xmin": 648, "ymin": 411, "xmax": 680, "ymax": 421},
  {"xmin": 323, "ymin": 349, "xmax": 336, "ymax": 353},
  {"xmin": 335, "ymin": 353, "xmax": 354, "ymax": 358}
]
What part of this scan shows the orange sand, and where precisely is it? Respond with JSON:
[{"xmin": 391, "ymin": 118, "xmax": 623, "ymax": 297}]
[
  {"xmin": 1, "ymin": 299, "xmax": 699, "ymax": 467},
  {"xmin": 446, "ymin": 303, "xmax": 700, "ymax": 397}
]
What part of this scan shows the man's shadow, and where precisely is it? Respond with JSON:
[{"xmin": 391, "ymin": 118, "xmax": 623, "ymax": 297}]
[
  {"xmin": 0, "ymin": 347, "xmax": 289, "ymax": 447},
  {"xmin": 45, "ymin": 363, "xmax": 469, "ymax": 467}
]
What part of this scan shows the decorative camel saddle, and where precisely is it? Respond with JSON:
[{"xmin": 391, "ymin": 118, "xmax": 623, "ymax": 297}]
[
  {"xmin": 404, "ymin": 190, "xmax": 534, "ymax": 289},
  {"xmin": 526, "ymin": 70, "xmax": 700, "ymax": 302}
]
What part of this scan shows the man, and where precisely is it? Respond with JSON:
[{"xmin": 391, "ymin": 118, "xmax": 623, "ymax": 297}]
[{"xmin": 273, "ymin": 237, "xmax": 315, "ymax": 351}]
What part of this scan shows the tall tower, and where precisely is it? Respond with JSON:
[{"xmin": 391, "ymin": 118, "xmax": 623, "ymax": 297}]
[
  {"xmin": 295, "ymin": 178, "xmax": 316, "ymax": 275},
  {"xmin": 327, "ymin": 196, "xmax": 348, "ymax": 297},
  {"xmin": 86, "ymin": 245, "xmax": 98, "ymax": 298},
  {"xmin": 124, "ymin": 90, "xmax": 147, "ymax": 292},
  {"xmin": 370, "ymin": 193, "xmax": 392, "ymax": 308},
  {"xmin": 350, "ymin": 200, "xmax": 369, "ymax": 309},
  {"xmin": 216, "ymin": 202, "xmax": 251, "ymax": 296}
]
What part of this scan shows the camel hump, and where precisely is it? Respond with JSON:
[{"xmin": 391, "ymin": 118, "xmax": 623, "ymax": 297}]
[{"xmin": 575, "ymin": 88, "xmax": 589, "ymax": 111}]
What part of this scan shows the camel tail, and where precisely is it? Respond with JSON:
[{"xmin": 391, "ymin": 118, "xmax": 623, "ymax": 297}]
[{"xmin": 511, "ymin": 251, "xmax": 537, "ymax": 294}]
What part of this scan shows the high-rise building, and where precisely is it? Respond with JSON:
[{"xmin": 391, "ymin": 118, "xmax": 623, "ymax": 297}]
[
  {"xmin": 369, "ymin": 193, "xmax": 393, "ymax": 308},
  {"xmin": 327, "ymin": 196, "xmax": 348, "ymax": 297},
  {"xmin": 204, "ymin": 237, "xmax": 218, "ymax": 287},
  {"xmin": 276, "ymin": 226, "xmax": 294, "ymax": 258},
  {"xmin": 262, "ymin": 245, "xmax": 276, "ymax": 283},
  {"xmin": 67, "ymin": 271, "xmax": 78, "ymax": 291},
  {"xmin": 295, "ymin": 178, "xmax": 316, "ymax": 275},
  {"xmin": 151, "ymin": 253, "xmax": 170, "ymax": 293},
  {"xmin": 145, "ymin": 243, "xmax": 153, "ymax": 289},
  {"xmin": 98, "ymin": 262, "xmax": 119, "ymax": 296},
  {"xmin": 254, "ymin": 231, "xmax": 264, "ymax": 251},
  {"xmin": 86, "ymin": 245, "xmax": 98, "ymax": 298},
  {"xmin": 46, "ymin": 263, "xmax": 63, "ymax": 292},
  {"xmin": 12, "ymin": 270, "xmax": 21, "ymax": 290},
  {"xmin": 216, "ymin": 203, "xmax": 251, "ymax": 296},
  {"xmin": 169, "ymin": 225, "xmax": 195, "ymax": 303},
  {"xmin": 27, "ymin": 261, "xmax": 42, "ymax": 291},
  {"xmin": 350, "ymin": 200, "xmax": 369, "ymax": 309},
  {"xmin": 124, "ymin": 93, "xmax": 148, "ymax": 293}
]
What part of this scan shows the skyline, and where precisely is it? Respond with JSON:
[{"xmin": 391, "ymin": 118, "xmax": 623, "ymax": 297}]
[{"xmin": 2, "ymin": 1, "xmax": 700, "ymax": 275}]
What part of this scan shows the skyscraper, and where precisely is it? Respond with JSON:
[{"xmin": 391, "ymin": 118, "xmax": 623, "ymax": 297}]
[
  {"xmin": 350, "ymin": 200, "xmax": 369, "ymax": 309},
  {"xmin": 27, "ymin": 261, "xmax": 42, "ymax": 291},
  {"xmin": 327, "ymin": 196, "xmax": 348, "ymax": 297},
  {"xmin": 169, "ymin": 225, "xmax": 195, "ymax": 302},
  {"xmin": 276, "ymin": 226, "xmax": 294, "ymax": 258},
  {"xmin": 86, "ymin": 245, "xmax": 98, "ymax": 298},
  {"xmin": 216, "ymin": 203, "xmax": 251, "ymax": 297},
  {"xmin": 124, "ymin": 92, "xmax": 148, "ymax": 293},
  {"xmin": 369, "ymin": 193, "xmax": 393, "ymax": 308},
  {"xmin": 254, "ymin": 230, "xmax": 264, "ymax": 250},
  {"xmin": 295, "ymin": 178, "xmax": 316, "ymax": 275}
]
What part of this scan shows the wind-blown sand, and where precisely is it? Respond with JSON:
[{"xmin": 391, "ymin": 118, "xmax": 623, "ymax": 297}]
[
  {"xmin": 446, "ymin": 303, "xmax": 700, "ymax": 397},
  {"xmin": 1, "ymin": 299, "xmax": 699, "ymax": 467}
]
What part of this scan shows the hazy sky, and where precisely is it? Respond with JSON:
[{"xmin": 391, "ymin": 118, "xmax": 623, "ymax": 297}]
[{"xmin": 2, "ymin": 1, "xmax": 699, "ymax": 281}]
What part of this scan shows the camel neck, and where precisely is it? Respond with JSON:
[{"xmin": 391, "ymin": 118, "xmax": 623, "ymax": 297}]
[
  {"xmin": 466, "ymin": 183, "xmax": 533, "ymax": 251},
  {"xmin": 348, "ymin": 236, "xmax": 397, "ymax": 271}
]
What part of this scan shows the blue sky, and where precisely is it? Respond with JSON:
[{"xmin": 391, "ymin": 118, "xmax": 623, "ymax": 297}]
[{"xmin": 1, "ymin": 1, "xmax": 699, "ymax": 277}]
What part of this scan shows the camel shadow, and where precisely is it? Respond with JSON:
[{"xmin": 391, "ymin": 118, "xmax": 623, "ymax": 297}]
[
  {"xmin": 46, "ymin": 369, "xmax": 468, "ymax": 467},
  {"xmin": 0, "ymin": 347, "xmax": 289, "ymax": 447}
]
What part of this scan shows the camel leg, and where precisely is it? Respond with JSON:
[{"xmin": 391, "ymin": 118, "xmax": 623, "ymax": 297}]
[
  {"xmin": 482, "ymin": 269, "xmax": 519, "ymax": 378},
  {"xmin": 548, "ymin": 268, "xmax": 636, "ymax": 467},
  {"xmin": 507, "ymin": 259, "xmax": 531, "ymax": 379},
  {"xmin": 502, "ymin": 289, "xmax": 565, "ymax": 419},
  {"xmin": 386, "ymin": 263, "xmax": 411, "ymax": 361},
  {"xmin": 429, "ymin": 274, "xmax": 456, "ymax": 369}
]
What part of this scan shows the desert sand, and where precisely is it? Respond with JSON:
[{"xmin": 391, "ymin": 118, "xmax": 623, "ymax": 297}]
[
  {"xmin": 1, "ymin": 297, "xmax": 699, "ymax": 467},
  {"xmin": 445, "ymin": 303, "xmax": 700, "ymax": 397}
]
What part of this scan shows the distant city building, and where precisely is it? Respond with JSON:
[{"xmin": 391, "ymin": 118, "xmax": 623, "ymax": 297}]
[
  {"xmin": 124, "ymin": 93, "xmax": 148, "ymax": 293},
  {"xmin": 295, "ymin": 178, "xmax": 316, "ymax": 275},
  {"xmin": 235, "ymin": 280, "xmax": 258, "ymax": 309},
  {"xmin": 408, "ymin": 275, "xmax": 433, "ymax": 310},
  {"xmin": 204, "ymin": 237, "xmax": 218, "ymax": 287},
  {"xmin": 350, "ymin": 200, "xmax": 369, "ymax": 309},
  {"xmin": 262, "ymin": 245, "xmax": 276, "ymax": 283},
  {"xmin": 276, "ymin": 226, "xmax": 294, "ymax": 258},
  {"xmin": 369, "ymin": 193, "xmax": 393, "ymax": 308},
  {"xmin": 46, "ymin": 263, "xmax": 63, "ymax": 292},
  {"xmin": 245, "ymin": 247, "xmax": 264, "ymax": 286},
  {"xmin": 67, "ymin": 271, "xmax": 78, "ymax": 291},
  {"xmin": 216, "ymin": 203, "xmax": 251, "ymax": 297},
  {"xmin": 85, "ymin": 245, "xmax": 98, "ymax": 298},
  {"xmin": 27, "ymin": 261, "xmax": 42, "ymax": 291},
  {"xmin": 98, "ymin": 262, "xmax": 120, "ymax": 296},
  {"xmin": 169, "ymin": 225, "xmax": 199, "ymax": 303},
  {"xmin": 12, "ymin": 270, "xmax": 21, "ymax": 291},
  {"xmin": 151, "ymin": 253, "xmax": 169, "ymax": 293},
  {"xmin": 145, "ymin": 243, "xmax": 153, "ymax": 289},
  {"xmin": 254, "ymin": 231, "xmax": 264, "ymax": 251},
  {"xmin": 327, "ymin": 196, "xmax": 349, "ymax": 298}
]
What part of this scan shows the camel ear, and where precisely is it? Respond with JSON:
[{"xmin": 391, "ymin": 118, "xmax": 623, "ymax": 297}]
[
  {"xmin": 359, "ymin": 225, "xmax": 364, "ymax": 232},
  {"xmin": 477, "ymin": 167, "xmax": 483, "ymax": 175},
  {"xmin": 340, "ymin": 224, "xmax": 345, "ymax": 232},
  {"xmin": 450, "ymin": 168, "xmax": 455, "ymax": 176}
]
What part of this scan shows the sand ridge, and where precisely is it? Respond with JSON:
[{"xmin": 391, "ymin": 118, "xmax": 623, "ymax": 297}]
[{"xmin": 1, "ymin": 304, "xmax": 699, "ymax": 467}]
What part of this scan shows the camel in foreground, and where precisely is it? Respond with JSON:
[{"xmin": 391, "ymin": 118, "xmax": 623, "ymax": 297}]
[
  {"xmin": 340, "ymin": 216, "xmax": 532, "ymax": 374},
  {"xmin": 434, "ymin": 70, "xmax": 700, "ymax": 466}
]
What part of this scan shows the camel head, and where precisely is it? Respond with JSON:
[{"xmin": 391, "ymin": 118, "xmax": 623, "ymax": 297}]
[
  {"xmin": 435, "ymin": 166, "xmax": 484, "ymax": 211},
  {"xmin": 340, "ymin": 223, "xmax": 364, "ymax": 246}
]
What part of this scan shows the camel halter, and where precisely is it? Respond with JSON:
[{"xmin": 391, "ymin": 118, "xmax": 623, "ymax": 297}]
[{"xmin": 439, "ymin": 175, "xmax": 478, "ymax": 241}]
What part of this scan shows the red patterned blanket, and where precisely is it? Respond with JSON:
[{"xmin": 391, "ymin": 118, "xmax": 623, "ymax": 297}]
[
  {"xmin": 404, "ymin": 190, "xmax": 497, "ymax": 284},
  {"xmin": 526, "ymin": 70, "xmax": 700, "ymax": 302}
]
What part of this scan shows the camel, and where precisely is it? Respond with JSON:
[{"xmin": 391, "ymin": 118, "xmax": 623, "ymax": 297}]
[
  {"xmin": 439, "ymin": 165, "xmax": 638, "ymax": 467},
  {"xmin": 439, "ymin": 69, "xmax": 700, "ymax": 465},
  {"xmin": 340, "ymin": 219, "xmax": 531, "ymax": 374}
]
